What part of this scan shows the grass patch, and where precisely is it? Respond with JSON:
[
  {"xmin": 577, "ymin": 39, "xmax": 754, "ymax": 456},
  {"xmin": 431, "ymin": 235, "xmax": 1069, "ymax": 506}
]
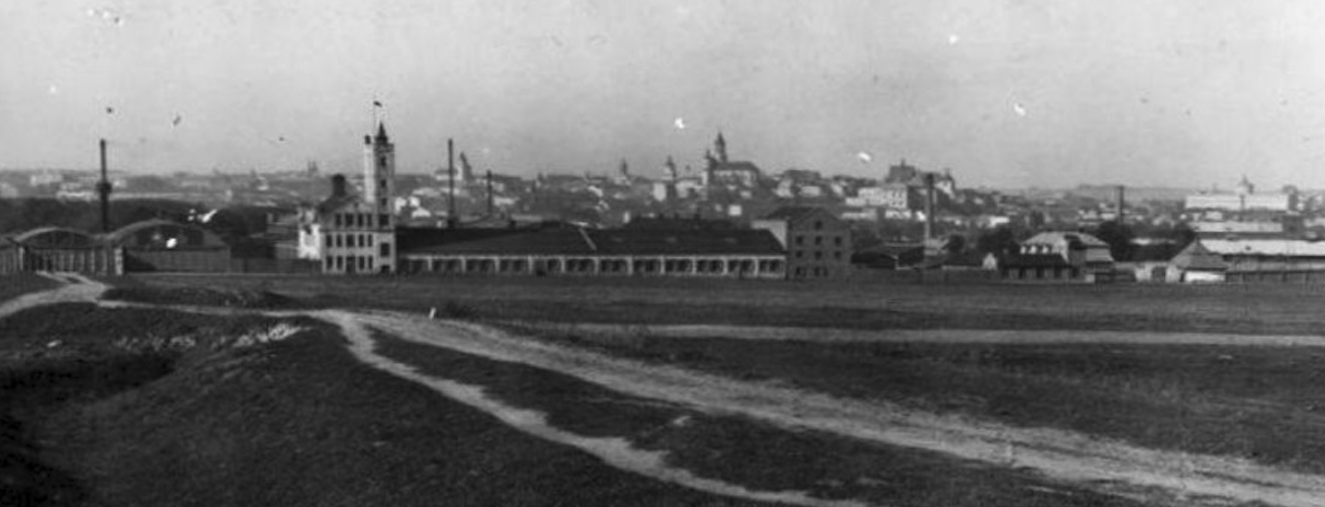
[
  {"xmin": 371, "ymin": 330, "xmax": 1148, "ymax": 507},
  {"xmin": 0, "ymin": 274, "xmax": 60, "ymax": 303},
  {"xmin": 130, "ymin": 273, "xmax": 1325, "ymax": 335},
  {"xmin": 1, "ymin": 305, "xmax": 773, "ymax": 506},
  {"xmin": 524, "ymin": 330, "xmax": 1325, "ymax": 476}
]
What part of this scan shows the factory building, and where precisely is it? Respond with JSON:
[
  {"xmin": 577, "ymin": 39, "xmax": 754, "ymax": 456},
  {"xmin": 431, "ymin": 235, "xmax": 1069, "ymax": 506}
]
[
  {"xmin": 108, "ymin": 219, "xmax": 231, "ymax": 272},
  {"xmin": 0, "ymin": 227, "xmax": 121, "ymax": 275}
]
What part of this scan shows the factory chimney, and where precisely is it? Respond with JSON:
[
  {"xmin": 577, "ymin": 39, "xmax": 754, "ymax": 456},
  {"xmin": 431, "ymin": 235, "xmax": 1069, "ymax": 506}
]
[
  {"xmin": 97, "ymin": 139, "xmax": 113, "ymax": 233},
  {"xmin": 486, "ymin": 170, "xmax": 494, "ymax": 216},
  {"xmin": 923, "ymin": 172, "xmax": 936, "ymax": 243},
  {"xmin": 447, "ymin": 138, "xmax": 457, "ymax": 228},
  {"xmin": 1116, "ymin": 185, "xmax": 1125, "ymax": 224}
]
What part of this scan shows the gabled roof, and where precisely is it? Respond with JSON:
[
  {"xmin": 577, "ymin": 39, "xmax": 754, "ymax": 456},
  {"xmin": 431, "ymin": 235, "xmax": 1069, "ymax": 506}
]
[
  {"xmin": 1023, "ymin": 231, "xmax": 1109, "ymax": 248},
  {"xmin": 999, "ymin": 253, "xmax": 1073, "ymax": 268},
  {"xmin": 399, "ymin": 226, "xmax": 784, "ymax": 257},
  {"xmin": 315, "ymin": 194, "xmax": 362, "ymax": 216},
  {"xmin": 401, "ymin": 228, "xmax": 594, "ymax": 256},
  {"xmin": 590, "ymin": 229, "xmax": 783, "ymax": 256},
  {"xmin": 1170, "ymin": 241, "xmax": 1228, "ymax": 271}
]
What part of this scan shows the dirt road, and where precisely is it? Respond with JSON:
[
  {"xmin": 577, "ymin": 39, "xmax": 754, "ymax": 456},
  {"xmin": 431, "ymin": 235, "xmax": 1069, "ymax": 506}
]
[{"xmin": 10, "ymin": 276, "xmax": 1325, "ymax": 506}]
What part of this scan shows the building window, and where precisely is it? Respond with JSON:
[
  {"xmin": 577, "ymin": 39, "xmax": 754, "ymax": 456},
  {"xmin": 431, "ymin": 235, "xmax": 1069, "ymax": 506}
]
[
  {"xmin": 379, "ymin": 179, "xmax": 386, "ymax": 190},
  {"xmin": 380, "ymin": 214, "xmax": 389, "ymax": 227},
  {"xmin": 333, "ymin": 214, "xmax": 342, "ymax": 228},
  {"xmin": 378, "ymin": 156, "xmax": 387, "ymax": 168},
  {"xmin": 380, "ymin": 198, "xmax": 388, "ymax": 209},
  {"xmin": 815, "ymin": 251, "xmax": 823, "ymax": 260},
  {"xmin": 380, "ymin": 242, "xmax": 391, "ymax": 257},
  {"xmin": 834, "ymin": 237, "xmax": 843, "ymax": 246},
  {"xmin": 795, "ymin": 251, "xmax": 803, "ymax": 259},
  {"xmin": 795, "ymin": 236, "xmax": 804, "ymax": 246},
  {"xmin": 814, "ymin": 221, "xmax": 823, "ymax": 230},
  {"xmin": 834, "ymin": 251, "xmax": 842, "ymax": 260},
  {"xmin": 324, "ymin": 235, "xmax": 332, "ymax": 248},
  {"xmin": 814, "ymin": 236, "xmax": 823, "ymax": 246}
]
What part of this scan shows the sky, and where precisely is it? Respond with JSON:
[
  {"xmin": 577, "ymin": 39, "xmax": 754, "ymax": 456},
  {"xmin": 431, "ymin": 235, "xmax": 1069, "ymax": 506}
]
[{"xmin": 3, "ymin": 0, "xmax": 1325, "ymax": 189}]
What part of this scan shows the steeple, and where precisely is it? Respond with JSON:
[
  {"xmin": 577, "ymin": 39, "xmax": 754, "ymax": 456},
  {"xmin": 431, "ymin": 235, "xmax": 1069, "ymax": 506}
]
[
  {"xmin": 375, "ymin": 122, "xmax": 389, "ymax": 143},
  {"xmin": 714, "ymin": 132, "xmax": 728, "ymax": 164},
  {"xmin": 363, "ymin": 122, "xmax": 395, "ymax": 213}
]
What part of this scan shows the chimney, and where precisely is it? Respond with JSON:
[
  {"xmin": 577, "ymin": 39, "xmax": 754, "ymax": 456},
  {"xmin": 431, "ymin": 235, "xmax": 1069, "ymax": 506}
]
[
  {"xmin": 923, "ymin": 172, "xmax": 936, "ymax": 242},
  {"xmin": 330, "ymin": 174, "xmax": 348, "ymax": 197},
  {"xmin": 486, "ymin": 170, "xmax": 494, "ymax": 216},
  {"xmin": 447, "ymin": 138, "xmax": 457, "ymax": 229},
  {"xmin": 97, "ymin": 139, "xmax": 112, "ymax": 233},
  {"xmin": 1116, "ymin": 185, "xmax": 1125, "ymax": 224}
]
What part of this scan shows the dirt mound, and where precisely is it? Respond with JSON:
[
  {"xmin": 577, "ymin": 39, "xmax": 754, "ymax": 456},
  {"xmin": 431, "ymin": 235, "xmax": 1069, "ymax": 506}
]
[{"xmin": 102, "ymin": 286, "xmax": 300, "ymax": 309}]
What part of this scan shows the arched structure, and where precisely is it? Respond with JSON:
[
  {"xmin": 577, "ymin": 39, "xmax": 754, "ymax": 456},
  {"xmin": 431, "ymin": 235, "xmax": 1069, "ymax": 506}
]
[
  {"xmin": 8, "ymin": 227, "xmax": 120, "ymax": 274},
  {"xmin": 108, "ymin": 219, "xmax": 231, "ymax": 272}
]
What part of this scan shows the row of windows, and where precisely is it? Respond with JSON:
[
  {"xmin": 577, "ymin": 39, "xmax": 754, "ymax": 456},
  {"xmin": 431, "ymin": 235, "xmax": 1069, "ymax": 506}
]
[
  {"xmin": 325, "ymin": 255, "xmax": 378, "ymax": 273},
  {"xmin": 408, "ymin": 257, "xmax": 784, "ymax": 275},
  {"xmin": 793, "ymin": 266, "xmax": 834, "ymax": 277},
  {"xmin": 792, "ymin": 250, "xmax": 845, "ymax": 261},
  {"xmin": 326, "ymin": 233, "xmax": 375, "ymax": 249},
  {"xmin": 324, "ymin": 234, "xmax": 393, "ymax": 256},
  {"xmin": 333, "ymin": 213, "xmax": 391, "ymax": 229},
  {"xmin": 793, "ymin": 235, "xmax": 844, "ymax": 247}
]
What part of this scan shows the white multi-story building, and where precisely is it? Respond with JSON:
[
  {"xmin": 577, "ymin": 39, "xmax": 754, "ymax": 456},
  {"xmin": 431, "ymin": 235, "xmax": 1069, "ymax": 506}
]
[{"xmin": 297, "ymin": 123, "xmax": 397, "ymax": 274}]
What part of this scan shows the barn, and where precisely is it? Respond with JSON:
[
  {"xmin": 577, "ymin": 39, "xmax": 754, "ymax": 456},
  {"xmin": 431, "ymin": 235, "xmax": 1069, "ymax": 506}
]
[
  {"xmin": 108, "ymin": 219, "xmax": 231, "ymax": 272},
  {"xmin": 6, "ymin": 227, "xmax": 121, "ymax": 275}
]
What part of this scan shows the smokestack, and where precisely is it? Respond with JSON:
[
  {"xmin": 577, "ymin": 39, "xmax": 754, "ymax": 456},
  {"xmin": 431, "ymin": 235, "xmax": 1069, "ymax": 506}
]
[
  {"xmin": 923, "ymin": 172, "xmax": 935, "ymax": 242},
  {"xmin": 447, "ymin": 138, "xmax": 456, "ymax": 228},
  {"xmin": 97, "ymin": 139, "xmax": 112, "ymax": 233},
  {"xmin": 1116, "ymin": 185, "xmax": 1125, "ymax": 225},
  {"xmin": 486, "ymin": 170, "xmax": 494, "ymax": 216},
  {"xmin": 330, "ymin": 174, "xmax": 348, "ymax": 197}
]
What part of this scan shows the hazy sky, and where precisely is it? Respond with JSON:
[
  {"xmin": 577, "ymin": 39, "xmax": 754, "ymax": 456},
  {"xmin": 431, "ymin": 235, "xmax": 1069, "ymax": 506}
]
[{"xmin": 4, "ymin": 0, "xmax": 1325, "ymax": 188}]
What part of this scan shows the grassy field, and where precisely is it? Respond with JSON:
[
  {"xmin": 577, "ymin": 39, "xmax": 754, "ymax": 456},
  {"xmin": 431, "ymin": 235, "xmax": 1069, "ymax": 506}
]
[
  {"xmin": 371, "ymin": 330, "xmax": 1146, "ymax": 507},
  {"xmin": 131, "ymin": 273, "xmax": 1325, "ymax": 335},
  {"xmin": 519, "ymin": 329, "xmax": 1325, "ymax": 476},
  {"xmin": 0, "ymin": 274, "xmax": 60, "ymax": 302},
  {"xmin": 0, "ymin": 303, "xmax": 779, "ymax": 506}
]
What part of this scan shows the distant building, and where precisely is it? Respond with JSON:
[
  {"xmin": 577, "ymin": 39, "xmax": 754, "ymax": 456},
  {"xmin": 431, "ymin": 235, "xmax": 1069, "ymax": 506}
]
[
  {"xmin": 752, "ymin": 206, "xmax": 852, "ymax": 279},
  {"xmin": 995, "ymin": 231, "xmax": 1115, "ymax": 282},
  {"xmin": 0, "ymin": 227, "xmax": 120, "ymax": 275},
  {"xmin": 703, "ymin": 133, "xmax": 763, "ymax": 189},
  {"xmin": 109, "ymin": 219, "xmax": 231, "ymax": 272},
  {"xmin": 297, "ymin": 123, "xmax": 398, "ymax": 274},
  {"xmin": 396, "ymin": 226, "xmax": 786, "ymax": 278},
  {"xmin": 1184, "ymin": 176, "xmax": 1296, "ymax": 212}
]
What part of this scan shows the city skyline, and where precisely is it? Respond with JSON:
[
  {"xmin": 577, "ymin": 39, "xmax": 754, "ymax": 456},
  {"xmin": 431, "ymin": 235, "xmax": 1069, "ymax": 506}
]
[{"xmin": 4, "ymin": 0, "xmax": 1325, "ymax": 189}]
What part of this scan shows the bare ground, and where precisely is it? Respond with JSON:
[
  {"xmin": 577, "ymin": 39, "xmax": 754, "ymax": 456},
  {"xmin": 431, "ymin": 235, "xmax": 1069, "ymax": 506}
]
[{"xmin": 12, "ymin": 274, "xmax": 1325, "ymax": 506}]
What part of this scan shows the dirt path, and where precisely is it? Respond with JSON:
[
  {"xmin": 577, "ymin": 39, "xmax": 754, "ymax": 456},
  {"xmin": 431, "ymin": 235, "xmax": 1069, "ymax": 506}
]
[
  {"xmin": 524, "ymin": 321, "xmax": 1325, "ymax": 347},
  {"xmin": 12, "ymin": 279, "xmax": 1325, "ymax": 506},
  {"xmin": 0, "ymin": 272, "xmax": 106, "ymax": 320},
  {"xmin": 362, "ymin": 313, "xmax": 1325, "ymax": 507}
]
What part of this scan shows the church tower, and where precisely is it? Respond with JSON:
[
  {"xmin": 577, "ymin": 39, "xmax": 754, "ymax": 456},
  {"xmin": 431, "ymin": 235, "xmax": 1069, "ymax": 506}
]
[
  {"xmin": 714, "ymin": 132, "xmax": 729, "ymax": 164},
  {"xmin": 363, "ymin": 122, "xmax": 395, "ymax": 215}
]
